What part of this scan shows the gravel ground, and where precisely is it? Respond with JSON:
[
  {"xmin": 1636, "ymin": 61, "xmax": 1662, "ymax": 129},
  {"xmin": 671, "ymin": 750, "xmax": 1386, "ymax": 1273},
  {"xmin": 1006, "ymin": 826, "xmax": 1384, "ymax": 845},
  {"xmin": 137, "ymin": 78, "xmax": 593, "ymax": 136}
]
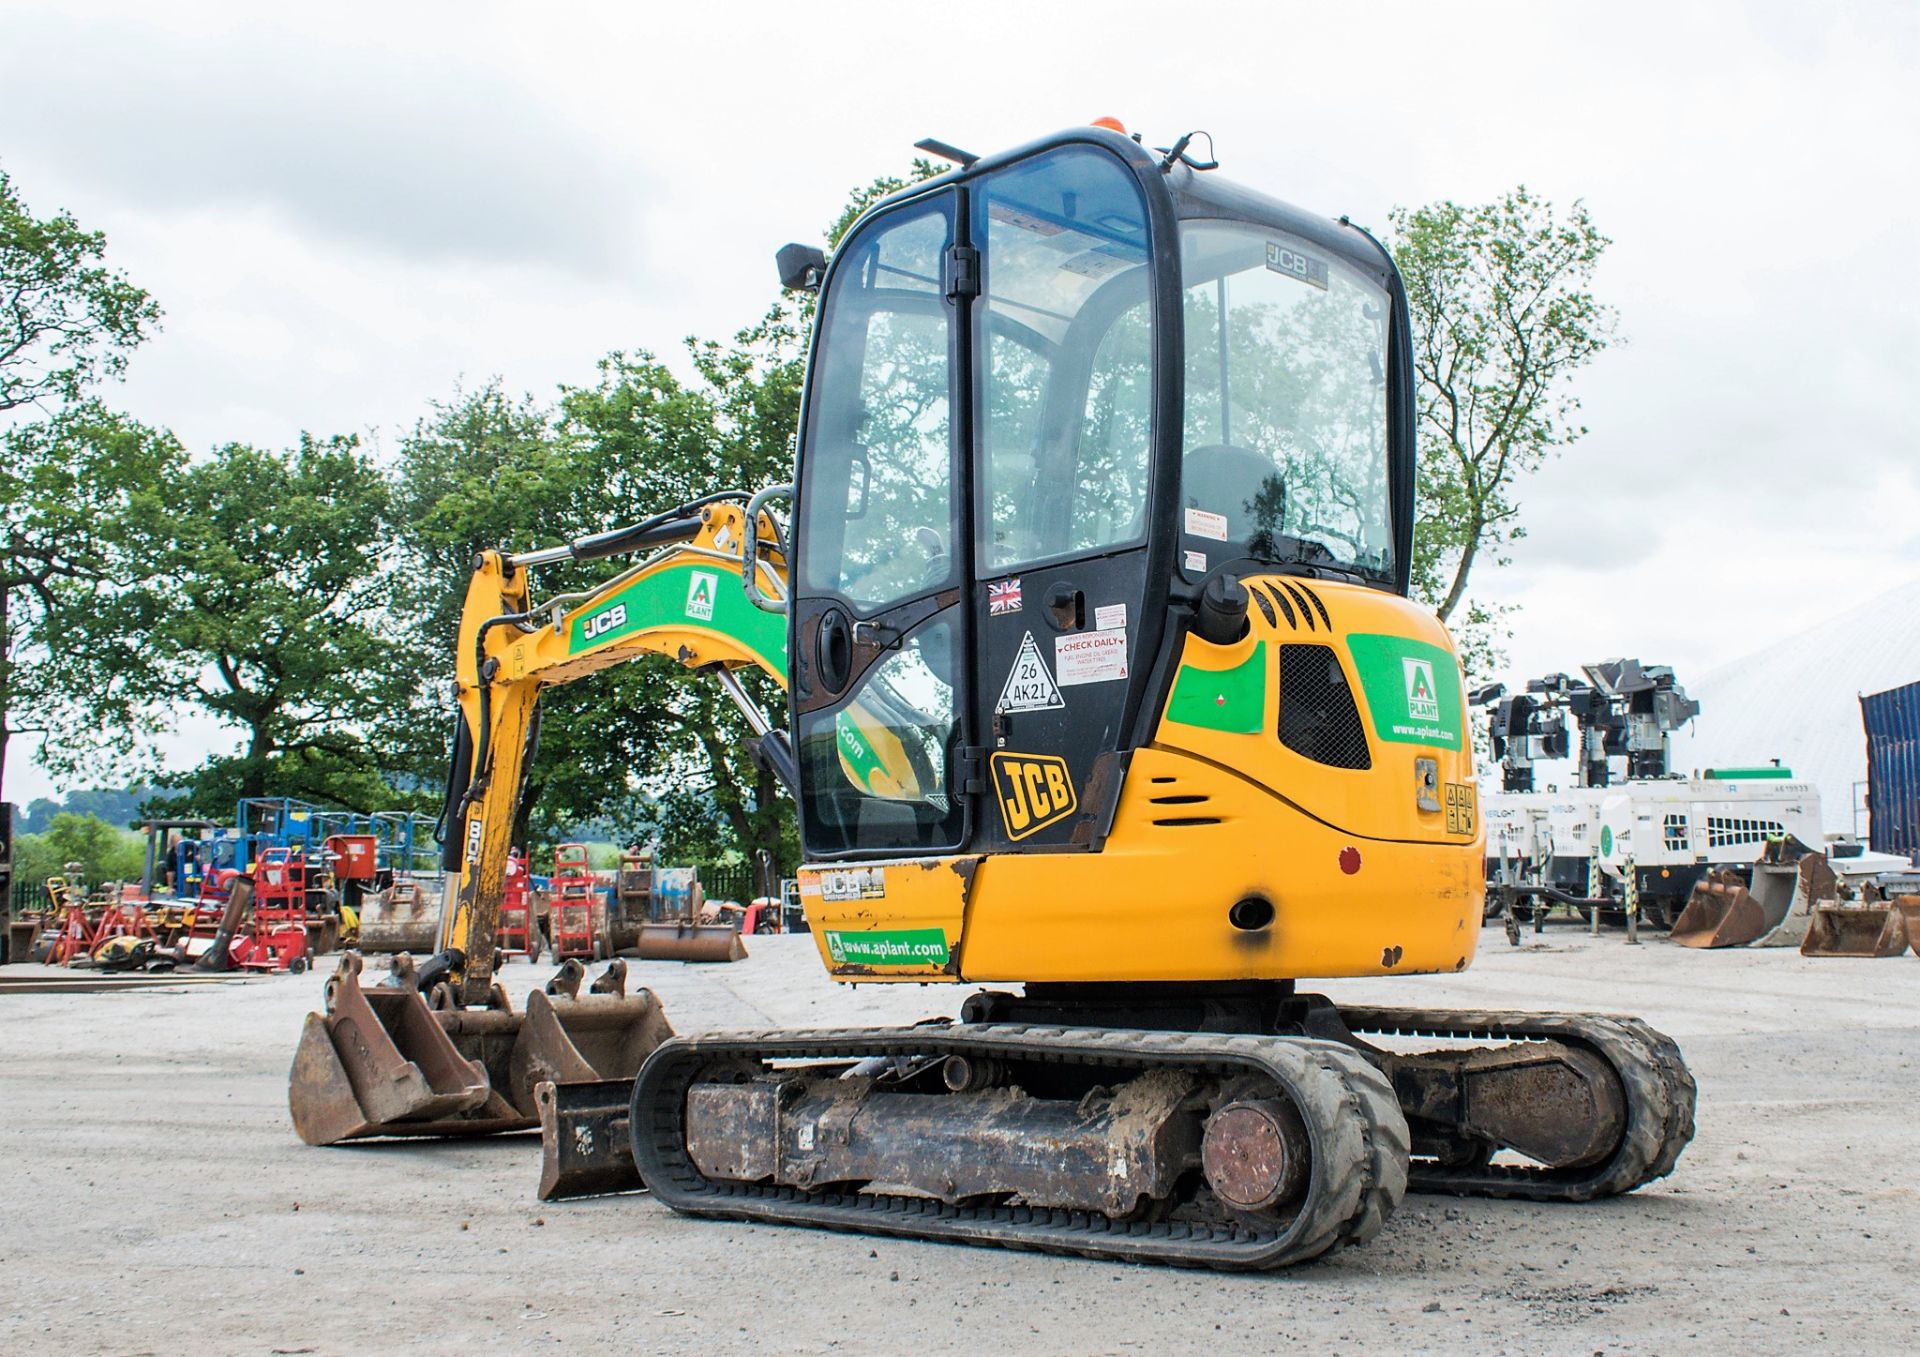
[{"xmin": 1, "ymin": 926, "xmax": 1916, "ymax": 1356}]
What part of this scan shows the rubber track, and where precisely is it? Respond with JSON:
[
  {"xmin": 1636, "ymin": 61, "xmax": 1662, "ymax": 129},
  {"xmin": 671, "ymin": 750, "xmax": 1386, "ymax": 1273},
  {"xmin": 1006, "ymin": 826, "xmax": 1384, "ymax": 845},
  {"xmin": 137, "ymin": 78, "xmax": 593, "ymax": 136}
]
[
  {"xmin": 630, "ymin": 1024, "xmax": 1410, "ymax": 1270},
  {"xmin": 1336, "ymin": 1006, "xmax": 1697, "ymax": 1202}
]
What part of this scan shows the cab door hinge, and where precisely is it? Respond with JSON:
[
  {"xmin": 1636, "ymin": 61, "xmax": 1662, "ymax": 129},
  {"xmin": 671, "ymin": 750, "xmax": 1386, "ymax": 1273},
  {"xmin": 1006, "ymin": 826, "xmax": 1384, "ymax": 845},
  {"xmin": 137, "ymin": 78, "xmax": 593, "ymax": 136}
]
[
  {"xmin": 957, "ymin": 745, "xmax": 988, "ymax": 797},
  {"xmin": 945, "ymin": 244, "xmax": 980, "ymax": 300}
]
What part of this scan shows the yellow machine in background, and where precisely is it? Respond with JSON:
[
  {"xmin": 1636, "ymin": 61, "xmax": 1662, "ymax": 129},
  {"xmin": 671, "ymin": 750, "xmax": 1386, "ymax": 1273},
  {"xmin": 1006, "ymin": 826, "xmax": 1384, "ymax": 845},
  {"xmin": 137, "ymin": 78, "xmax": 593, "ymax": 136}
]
[{"xmin": 293, "ymin": 122, "xmax": 1694, "ymax": 1269}]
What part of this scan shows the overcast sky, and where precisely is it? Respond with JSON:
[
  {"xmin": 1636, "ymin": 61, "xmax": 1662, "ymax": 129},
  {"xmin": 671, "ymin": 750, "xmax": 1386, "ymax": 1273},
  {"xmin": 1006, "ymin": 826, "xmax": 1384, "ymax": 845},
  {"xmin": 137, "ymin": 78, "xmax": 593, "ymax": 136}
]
[{"xmin": 4, "ymin": 0, "xmax": 1916, "ymax": 805}]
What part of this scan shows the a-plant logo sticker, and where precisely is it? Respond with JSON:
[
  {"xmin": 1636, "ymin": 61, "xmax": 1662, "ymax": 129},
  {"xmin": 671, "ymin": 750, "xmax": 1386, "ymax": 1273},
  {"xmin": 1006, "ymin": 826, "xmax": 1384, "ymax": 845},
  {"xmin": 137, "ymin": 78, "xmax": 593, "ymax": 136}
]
[
  {"xmin": 990, "ymin": 752, "xmax": 1077, "ymax": 839},
  {"xmin": 684, "ymin": 570, "xmax": 718, "ymax": 621},
  {"xmin": 1346, "ymin": 634, "xmax": 1464, "ymax": 750},
  {"xmin": 1403, "ymin": 656, "xmax": 1440, "ymax": 722}
]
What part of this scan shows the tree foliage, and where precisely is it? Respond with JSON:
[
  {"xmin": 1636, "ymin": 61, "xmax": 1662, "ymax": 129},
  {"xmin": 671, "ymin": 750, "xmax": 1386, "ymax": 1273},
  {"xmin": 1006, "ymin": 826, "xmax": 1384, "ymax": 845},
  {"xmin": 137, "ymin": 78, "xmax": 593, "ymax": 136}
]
[
  {"xmin": 11, "ymin": 811, "xmax": 145, "ymax": 889},
  {"xmin": 1, "ymin": 169, "xmax": 174, "ymax": 807},
  {"xmin": 1391, "ymin": 188, "xmax": 1617, "ymax": 672},
  {"xmin": 78, "ymin": 436, "xmax": 416, "ymax": 814},
  {"xmin": 0, "ymin": 168, "xmax": 161, "ymax": 414}
]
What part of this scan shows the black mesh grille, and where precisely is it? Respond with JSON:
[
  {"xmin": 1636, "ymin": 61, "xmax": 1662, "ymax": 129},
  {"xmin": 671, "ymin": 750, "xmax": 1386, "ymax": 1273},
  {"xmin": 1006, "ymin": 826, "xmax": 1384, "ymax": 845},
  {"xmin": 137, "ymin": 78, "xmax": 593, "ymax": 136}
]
[{"xmin": 1278, "ymin": 644, "xmax": 1372, "ymax": 770}]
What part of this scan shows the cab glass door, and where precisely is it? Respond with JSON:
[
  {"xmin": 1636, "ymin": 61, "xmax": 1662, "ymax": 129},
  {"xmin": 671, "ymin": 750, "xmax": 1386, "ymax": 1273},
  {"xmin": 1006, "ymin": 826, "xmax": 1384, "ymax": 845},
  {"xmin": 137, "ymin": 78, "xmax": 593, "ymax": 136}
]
[{"xmin": 792, "ymin": 196, "xmax": 970, "ymax": 857}]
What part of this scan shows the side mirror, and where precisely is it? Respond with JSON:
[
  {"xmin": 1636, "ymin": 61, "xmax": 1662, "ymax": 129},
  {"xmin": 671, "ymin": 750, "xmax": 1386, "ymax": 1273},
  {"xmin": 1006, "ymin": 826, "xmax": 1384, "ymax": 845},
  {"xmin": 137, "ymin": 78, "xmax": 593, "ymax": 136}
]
[{"xmin": 776, "ymin": 243, "xmax": 827, "ymax": 293}]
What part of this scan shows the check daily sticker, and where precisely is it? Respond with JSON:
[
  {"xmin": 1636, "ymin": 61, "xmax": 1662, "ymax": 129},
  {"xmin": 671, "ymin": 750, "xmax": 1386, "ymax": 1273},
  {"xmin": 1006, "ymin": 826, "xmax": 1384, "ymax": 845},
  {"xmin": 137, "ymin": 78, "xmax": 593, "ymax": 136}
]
[
  {"xmin": 1055, "ymin": 629, "xmax": 1128, "ymax": 685},
  {"xmin": 1184, "ymin": 507, "xmax": 1229, "ymax": 541}
]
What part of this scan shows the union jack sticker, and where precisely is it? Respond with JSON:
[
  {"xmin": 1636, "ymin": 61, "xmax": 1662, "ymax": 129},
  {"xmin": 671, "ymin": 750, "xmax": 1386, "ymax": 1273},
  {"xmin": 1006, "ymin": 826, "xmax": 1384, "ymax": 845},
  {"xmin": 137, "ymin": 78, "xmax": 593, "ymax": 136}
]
[{"xmin": 988, "ymin": 577, "xmax": 1023, "ymax": 616}]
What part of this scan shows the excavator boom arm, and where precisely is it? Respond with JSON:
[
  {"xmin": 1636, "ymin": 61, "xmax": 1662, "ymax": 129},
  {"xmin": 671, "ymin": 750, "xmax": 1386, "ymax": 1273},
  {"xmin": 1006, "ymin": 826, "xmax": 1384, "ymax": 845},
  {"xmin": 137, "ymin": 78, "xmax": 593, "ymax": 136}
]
[{"xmin": 435, "ymin": 494, "xmax": 792, "ymax": 1006}]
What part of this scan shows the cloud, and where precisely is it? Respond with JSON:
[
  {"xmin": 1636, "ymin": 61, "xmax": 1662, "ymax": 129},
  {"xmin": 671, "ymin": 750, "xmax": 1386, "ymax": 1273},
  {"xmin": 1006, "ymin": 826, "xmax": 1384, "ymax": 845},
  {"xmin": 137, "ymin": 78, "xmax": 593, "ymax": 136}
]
[{"xmin": 0, "ymin": 7, "xmax": 647, "ymax": 274}]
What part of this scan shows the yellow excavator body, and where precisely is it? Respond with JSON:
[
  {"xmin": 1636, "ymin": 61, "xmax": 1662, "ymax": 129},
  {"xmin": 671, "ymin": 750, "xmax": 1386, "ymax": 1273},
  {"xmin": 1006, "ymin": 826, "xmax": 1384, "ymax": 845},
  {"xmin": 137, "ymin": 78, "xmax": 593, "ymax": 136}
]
[{"xmin": 293, "ymin": 122, "xmax": 1692, "ymax": 1269}]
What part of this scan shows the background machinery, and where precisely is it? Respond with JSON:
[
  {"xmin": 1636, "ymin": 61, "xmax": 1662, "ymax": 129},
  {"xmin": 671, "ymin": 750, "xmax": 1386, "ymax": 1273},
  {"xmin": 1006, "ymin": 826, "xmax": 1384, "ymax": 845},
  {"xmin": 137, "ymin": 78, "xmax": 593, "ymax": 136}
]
[
  {"xmin": 292, "ymin": 123, "xmax": 1695, "ymax": 1269},
  {"xmin": 1479, "ymin": 661, "xmax": 1822, "ymax": 932}
]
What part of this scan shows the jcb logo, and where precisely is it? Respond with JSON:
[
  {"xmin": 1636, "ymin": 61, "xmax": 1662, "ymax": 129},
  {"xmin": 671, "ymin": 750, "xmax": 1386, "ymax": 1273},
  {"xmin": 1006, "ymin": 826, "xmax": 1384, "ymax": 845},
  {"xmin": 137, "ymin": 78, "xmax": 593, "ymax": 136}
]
[
  {"xmin": 991, "ymin": 753, "xmax": 1077, "ymax": 841},
  {"xmin": 582, "ymin": 603, "xmax": 628, "ymax": 641}
]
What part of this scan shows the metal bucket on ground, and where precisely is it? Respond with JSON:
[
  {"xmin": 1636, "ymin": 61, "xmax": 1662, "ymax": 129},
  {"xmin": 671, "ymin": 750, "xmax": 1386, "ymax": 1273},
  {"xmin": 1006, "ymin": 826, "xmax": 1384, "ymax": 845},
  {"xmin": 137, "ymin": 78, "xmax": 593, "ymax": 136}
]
[
  {"xmin": 288, "ymin": 952, "xmax": 674, "ymax": 1145},
  {"xmin": 1668, "ymin": 871, "xmax": 1762, "ymax": 948},
  {"xmin": 634, "ymin": 920, "xmax": 747, "ymax": 963},
  {"xmin": 1799, "ymin": 898, "xmax": 1913, "ymax": 958},
  {"xmin": 1898, "ymin": 899, "xmax": 1920, "ymax": 957},
  {"xmin": 354, "ymin": 877, "xmax": 440, "ymax": 953},
  {"xmin": 1747, "ymin": 853, "xmax": 1837, "ymax": 947},
  {"xmin": 1669, "ymin": 841, "xmax": 1834, "ymax": 949}
]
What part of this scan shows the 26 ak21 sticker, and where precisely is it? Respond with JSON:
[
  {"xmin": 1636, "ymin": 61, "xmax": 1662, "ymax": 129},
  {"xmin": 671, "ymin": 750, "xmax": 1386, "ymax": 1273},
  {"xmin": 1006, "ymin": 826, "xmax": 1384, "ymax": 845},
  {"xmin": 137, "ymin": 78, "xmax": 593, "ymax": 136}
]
[{"xmin": 997, "ymin": 632, "xmax": 1064, "ymax": 712}]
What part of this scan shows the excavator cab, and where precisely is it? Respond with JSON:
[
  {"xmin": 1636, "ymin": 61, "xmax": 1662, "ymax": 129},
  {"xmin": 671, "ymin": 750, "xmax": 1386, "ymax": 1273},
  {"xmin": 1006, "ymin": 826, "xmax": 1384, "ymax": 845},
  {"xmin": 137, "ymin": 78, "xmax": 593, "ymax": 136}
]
[
  {"xmin": 780, "ymin": 127, "xmax": 1480, "ymax": 991},
  {"xmin": 790, "ymin": 130, "xmax": 1412, "ymax": 868}
]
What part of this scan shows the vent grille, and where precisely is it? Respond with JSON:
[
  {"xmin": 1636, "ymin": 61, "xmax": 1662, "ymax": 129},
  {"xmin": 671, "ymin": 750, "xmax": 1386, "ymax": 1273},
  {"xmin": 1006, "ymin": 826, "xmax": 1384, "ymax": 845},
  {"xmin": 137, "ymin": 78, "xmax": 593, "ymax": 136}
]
[
  {"xmin": 1249, "ymin": 580, "xmax": 1334, "ymax": 633},
  {"xmin": 1278, "ymin": 644, "xmax": 1371, "ymax": 770},
  {"xmin": 1706, "ymin": 816, "xmax": 1784, "ymax": 848}
]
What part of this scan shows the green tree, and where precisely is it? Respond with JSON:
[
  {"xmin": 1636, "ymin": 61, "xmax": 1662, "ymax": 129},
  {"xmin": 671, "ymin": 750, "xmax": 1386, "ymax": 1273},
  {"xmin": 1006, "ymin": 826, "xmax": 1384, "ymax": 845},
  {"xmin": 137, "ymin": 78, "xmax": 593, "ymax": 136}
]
[
  {"xmin": 1, "ymin": 169, "xmax": 170, "ymax": 808},
  {"xmin": 2, "ymin": 405, "xmax": 183, "ymax": 804},
  {"xmin": 72, "ymin": 436, "xmax": 417, "ymax": 815},
  {"xmin": 1390, "ymin": 188, "xmax": 1618, "ymax": 673},
  {"xmin": 12, "ymin": 811, "xmax": 144, "ymax": 889}
]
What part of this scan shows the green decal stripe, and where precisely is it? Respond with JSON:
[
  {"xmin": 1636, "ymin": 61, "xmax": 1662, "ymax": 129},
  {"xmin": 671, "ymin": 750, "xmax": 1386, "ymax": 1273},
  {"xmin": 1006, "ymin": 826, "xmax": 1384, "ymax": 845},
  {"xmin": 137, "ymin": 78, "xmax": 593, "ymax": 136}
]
[
  {"xmin": 1703, "ymin": 766, "xmax": 1792, "ymax": 780},
  {"xmin": 1165, "ymin": 642, "xmax": 1268, "ymax": 733},
  {"xmin": 1346, "ymin": 632, "xmax": 1464, "ymax": 751},
  {"xmin": 565, "ymin": 563, "xmax": 787, "ymax": 678},
  {"xmin": 824, "ymin": 927, "xmax": 950, "ymax": 967}
]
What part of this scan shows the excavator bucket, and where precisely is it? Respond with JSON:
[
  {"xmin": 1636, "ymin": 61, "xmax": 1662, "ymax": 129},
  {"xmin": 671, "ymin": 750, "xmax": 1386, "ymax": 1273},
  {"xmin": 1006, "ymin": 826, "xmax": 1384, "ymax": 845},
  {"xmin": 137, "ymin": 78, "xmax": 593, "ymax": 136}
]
[
  {"xmin": 1670, "ymin": 844, "xmax": 1835, "ymax": 949},
  {"xmin": 1669, "ymin": 871, "xmax": 1766, "ymax": 948},
  {"xmin": 1899, "ymin": 899, "xmax": 1920, "ymax": 957},
  {"xmin": 1799, "ymin": 898, "xmax": 1913, "ymax": 958},
  {"xmin": 354, "ymin": 879, "xmax": 439, "ymax": 954},
  {"xmin": 289, "ymin": 954, "xmax": 674, "ymax": 1146},
  {"xmin": 1747, "ymin": 852, "xmax": 1838, "ymax": 948},
  {"xmin": 523, "ymin": 959, "xmax": 674, "ymax": 1199},
  {"xmin": 635, "ymin": 920, "xmax": 748, "ymax": 963}
]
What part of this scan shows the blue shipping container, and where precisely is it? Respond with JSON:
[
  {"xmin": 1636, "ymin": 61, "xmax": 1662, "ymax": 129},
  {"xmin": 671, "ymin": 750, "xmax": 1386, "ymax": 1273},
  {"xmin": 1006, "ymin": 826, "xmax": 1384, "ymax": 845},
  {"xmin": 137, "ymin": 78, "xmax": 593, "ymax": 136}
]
[{"xmin": 1862, "ymin": 679, "xmax": 1920, "ymax": 865}]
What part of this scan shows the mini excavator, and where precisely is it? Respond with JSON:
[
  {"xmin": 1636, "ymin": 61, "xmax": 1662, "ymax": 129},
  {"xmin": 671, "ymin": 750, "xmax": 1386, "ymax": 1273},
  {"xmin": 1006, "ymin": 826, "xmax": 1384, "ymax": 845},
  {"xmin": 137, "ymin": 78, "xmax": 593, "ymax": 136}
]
[{"xmin": 291, "ymin": 123, "xmax": 1694, "ymax": 1269}]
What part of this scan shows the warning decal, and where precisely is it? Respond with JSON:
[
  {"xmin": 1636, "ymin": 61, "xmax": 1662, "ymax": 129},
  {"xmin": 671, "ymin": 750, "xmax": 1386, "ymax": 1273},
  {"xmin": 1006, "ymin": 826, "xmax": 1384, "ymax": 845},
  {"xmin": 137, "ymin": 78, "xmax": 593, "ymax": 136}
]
[
  {"xmin": 997, "ymin": 632, "xmax": 1065, "ymax": 713},
  {"xmin": 1055, "ymin": 629, "xmax": 1128, "ymax": 686}
]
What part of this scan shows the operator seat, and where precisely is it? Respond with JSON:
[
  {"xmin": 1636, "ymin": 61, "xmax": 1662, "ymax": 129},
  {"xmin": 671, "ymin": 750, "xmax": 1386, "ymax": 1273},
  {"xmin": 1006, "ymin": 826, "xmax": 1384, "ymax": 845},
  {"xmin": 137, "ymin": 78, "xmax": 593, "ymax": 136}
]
[{"xmin": 1181, "ymin": 443, "xmax": 1280, "ymax": 539}]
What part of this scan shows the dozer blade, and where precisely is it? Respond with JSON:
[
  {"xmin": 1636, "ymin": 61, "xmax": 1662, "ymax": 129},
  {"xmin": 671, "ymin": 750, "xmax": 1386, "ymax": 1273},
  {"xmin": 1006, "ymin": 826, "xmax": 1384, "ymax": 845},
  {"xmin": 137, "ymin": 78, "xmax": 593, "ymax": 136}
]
[
  {"xmin": 1799, "ymin": 901, "xmax": 1912, "ymax": 958},
  {"xmin": 536, "ymin": 1078, "xmax": 646, "ymax": 1200},
  {"xmin": 635, "ymin": 921, "xmax": 747, "ymax": 963},
  {"xmin": 1669, "ymin": 872, "xmax": 1767, "ymax": 948}
]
